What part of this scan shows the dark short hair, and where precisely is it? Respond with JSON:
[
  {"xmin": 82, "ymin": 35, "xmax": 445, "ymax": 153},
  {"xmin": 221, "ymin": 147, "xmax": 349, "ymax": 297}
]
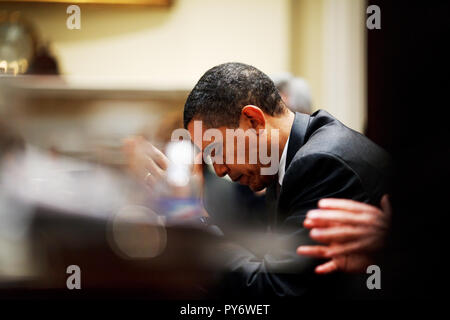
[{"xmin": 183, "ymin": 62, "xmax": 286, "ymax": 129}]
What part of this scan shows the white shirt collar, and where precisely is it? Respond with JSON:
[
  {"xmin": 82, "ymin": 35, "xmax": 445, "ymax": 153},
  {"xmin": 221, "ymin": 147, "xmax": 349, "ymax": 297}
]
[{"xmin": 278, "ymin": 136, "xmax": 290, "ymax": 186}]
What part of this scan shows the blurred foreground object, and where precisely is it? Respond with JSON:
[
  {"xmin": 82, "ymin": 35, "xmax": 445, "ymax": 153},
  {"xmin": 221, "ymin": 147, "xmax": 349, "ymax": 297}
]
[
  {"xmin": 0, "ymin": 76, "xmax": 304, "ymax": 299},
  {"xmin": 297, "ymin": 196, "xmax": 391, "ymax": 274},
  {"xmin": 0, "ymin": 11, "xmax": 35, "ymax": 75},
  {"xmin": 272, "ymin": 72, "xmax": 312, "ymax": 114},
  {"xmin": 123, "ymin": 136, "xmax": 204, "ymax": 223},
  {"xmin": 0, "ymin": 147, "xmax": 222, "ymax": 298},
  {"xmin": 153, "ymin": 141, "xmax": 203, "ymax": 222},
  {"xmin": 0, "ymin": 75, "xmax": 188, "ymax": 168},
  {"xmin": 0, "ymin": 11, "xmax": 59, "ymax": 75}
]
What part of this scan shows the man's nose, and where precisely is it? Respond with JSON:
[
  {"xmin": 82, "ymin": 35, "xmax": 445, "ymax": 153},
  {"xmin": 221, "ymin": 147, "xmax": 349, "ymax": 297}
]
[{"xmin": 212, "ymin": 163, "xmax": 229, "ymax": 178}]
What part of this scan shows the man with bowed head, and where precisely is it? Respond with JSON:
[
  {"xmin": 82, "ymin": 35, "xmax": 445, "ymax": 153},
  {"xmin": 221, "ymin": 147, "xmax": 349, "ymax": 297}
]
[{"xmin": 124, "ymin": 62, "xmax": 391, "ymax": 297}]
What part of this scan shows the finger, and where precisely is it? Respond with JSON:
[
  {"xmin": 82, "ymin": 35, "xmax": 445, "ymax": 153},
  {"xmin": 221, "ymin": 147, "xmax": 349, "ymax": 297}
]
[
  {"xmin": 318, "ymin": 198, "xmax": 380, "ymax": 214},
  {"xmin": 315, "ymin": 260, "xmax": 338, "ymax": 274},
  {"xmin": 326, "ymin": 237, "xmax": 378, "ymax": 256},
  {"xmin": 132, "ymin": 138, "xmax": 166, "ymax": 168},
  {"xmin": 296, "ymin": 245, "xmax": 329, "ymax": 258},
  {"xmin": 307, "ymin": 209, "xmax": 384, "ymax": 228},
  {"xmin": 122, "ymin": 138, "xmax": 139, "ymax": 161},
  {"xmin": 122, "ymin": 137, "xmax": 143, "ymax": 166},
  {"xmin": 342, "ymin": 254, "xmax": 374, "ymax": 273},
  {"xmin": 304, "ymin": 218, "xmax": 342, "ymax": 229},
  {"xmin": 143, "ymin": 169, "xmax": 167, "ymax": 189},
  {"xmin": 309, "ymin": 226, "xmax": 376, "ymax": 244},
  {"xmin": 303, "ymin": 218, "xmax": 314, "ymax": 229},
  {"xmin": 126, "ymin": 135, "xmax": 147, "ymax": 153},
  {"xmin": 122, "ymin": 137, "xmax": 135, "ymax": 152},
  {"xmin": 380, "ymin": 194, "xmax": 392, "ymax": 218},
  {"xmin": 148, "ymin": 144, "xmax": 169, "ymax": 170},
  {"xmin": 144, "ymin": 158, "xmax": 166, "ymax": 180},
  {"xmin": 304, "ymin": 218, "xmax": 332, "ymax": 228}
]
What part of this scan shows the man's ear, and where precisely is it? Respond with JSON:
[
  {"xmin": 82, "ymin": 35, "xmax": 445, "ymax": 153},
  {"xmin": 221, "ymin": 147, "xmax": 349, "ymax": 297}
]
[{"xmin": 241, "ymin": 105, "xmax": 266, "ymax": 132}]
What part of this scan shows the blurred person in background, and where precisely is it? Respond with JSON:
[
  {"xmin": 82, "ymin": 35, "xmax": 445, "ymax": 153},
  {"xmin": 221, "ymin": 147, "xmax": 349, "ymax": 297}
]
[{"xmin": 271, "ymin": 72, "xmax": 312, "ymax": 114}]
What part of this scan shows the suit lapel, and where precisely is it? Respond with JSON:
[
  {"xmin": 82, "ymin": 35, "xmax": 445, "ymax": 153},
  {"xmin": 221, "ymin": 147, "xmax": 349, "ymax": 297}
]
[
  {"xmin": 265, "ymin": 181, "xmax": 278, "ymax": 232},
  {"xmin": 285, "ymin": 112, "xmax": 310, "ymax": 170},
  {"xmin": 269, "ymin": 112, "xmax": 310, "ymax": 227}
]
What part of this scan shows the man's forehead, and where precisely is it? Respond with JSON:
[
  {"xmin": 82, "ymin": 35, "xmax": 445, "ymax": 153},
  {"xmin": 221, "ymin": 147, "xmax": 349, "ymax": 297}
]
[{"xmin": 187, "ymin": 121, "xmax": 225, "ymax": 150}]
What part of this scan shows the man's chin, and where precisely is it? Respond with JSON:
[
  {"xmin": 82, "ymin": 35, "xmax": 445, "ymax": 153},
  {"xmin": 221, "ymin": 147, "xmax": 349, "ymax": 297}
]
[
  {"xmin": 248, "ymin": 175, "xmax": 275, "ymax": 192},
  {"xmin": 248, "ymin": 182, "xmax": 265, "ymax": 192}
]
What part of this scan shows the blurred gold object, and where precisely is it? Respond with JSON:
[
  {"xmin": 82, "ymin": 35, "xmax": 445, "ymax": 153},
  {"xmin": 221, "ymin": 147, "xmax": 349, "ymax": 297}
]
[{"xmin": 0, "ymin": 11, "xmax": 36, "ymax": 75}]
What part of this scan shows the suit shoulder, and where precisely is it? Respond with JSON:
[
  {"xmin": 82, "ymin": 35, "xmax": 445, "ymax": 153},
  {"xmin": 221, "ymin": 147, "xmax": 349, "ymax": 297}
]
[
  {"xmin": 302, "ymin": 110, "xmax": 389, "ymax": 166},
  {"xmin": 286, "ymin": 151, "xmax": 353, "ymax": 178},
  {"xmin": 285, "ymin": 110, "xmax": 391, "ymax": 203}
]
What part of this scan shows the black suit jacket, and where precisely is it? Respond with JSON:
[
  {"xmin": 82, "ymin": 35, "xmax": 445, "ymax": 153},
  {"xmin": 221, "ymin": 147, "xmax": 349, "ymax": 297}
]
[{"xmin": 212, "ymin": 110, "xmax": 391, "ymax": 297}]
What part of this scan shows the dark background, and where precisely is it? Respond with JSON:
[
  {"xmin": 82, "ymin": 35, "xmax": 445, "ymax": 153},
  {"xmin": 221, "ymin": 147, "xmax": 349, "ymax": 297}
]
[{"xmin": 367, "ymin": 0, "xmax": 450, "ymax": 298}]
